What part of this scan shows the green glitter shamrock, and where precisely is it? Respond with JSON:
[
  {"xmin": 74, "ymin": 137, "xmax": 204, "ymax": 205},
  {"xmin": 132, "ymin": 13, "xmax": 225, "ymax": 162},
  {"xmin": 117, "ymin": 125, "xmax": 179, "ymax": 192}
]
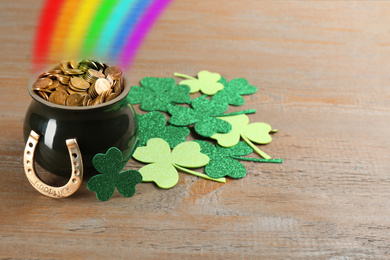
[
  {"xmin": 87, "ymin": 147, "xmax": 143, "ymax": 201},
  {"xmin": 133, "ymin": 138, "xmax": 225, "ymax": 189},
  {"xmin": 137, "ymin": 111, "xmax": 190, "ymax": 148},
  {"xmin": 168, "ymin": 96, "xmax": 230, "ymax": 137},
  {"xmin": 212, "ymin": 77, "xmax": 258, "ymax": 106},
  {"xmin": 128, "ymin": 77, "xmax": 191, "ymax": 112},
  {"xmin": 168, "ymin": 96, "xmax": 256, "ymax": 137},
  {"xmin": 195, "ymin": 140, "xmax": 282, "ymax": 179},
  {"xmin": 174, "ymin": 70, "xmax": 224, "ymax": 95}
]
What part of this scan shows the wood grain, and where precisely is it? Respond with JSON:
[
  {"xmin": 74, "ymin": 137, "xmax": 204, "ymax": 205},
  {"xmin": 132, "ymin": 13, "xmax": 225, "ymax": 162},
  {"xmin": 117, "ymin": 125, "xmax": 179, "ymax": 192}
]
[{"xmin": 1, "ymin": 0, "xmax": 390, "ymax": 258}]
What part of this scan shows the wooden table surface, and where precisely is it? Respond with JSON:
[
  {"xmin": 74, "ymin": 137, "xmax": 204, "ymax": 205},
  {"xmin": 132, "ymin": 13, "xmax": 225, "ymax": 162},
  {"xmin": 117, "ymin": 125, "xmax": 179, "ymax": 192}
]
[{"xmin": 1, "ymin": 1, "xmax": 390, "ymax": 259}]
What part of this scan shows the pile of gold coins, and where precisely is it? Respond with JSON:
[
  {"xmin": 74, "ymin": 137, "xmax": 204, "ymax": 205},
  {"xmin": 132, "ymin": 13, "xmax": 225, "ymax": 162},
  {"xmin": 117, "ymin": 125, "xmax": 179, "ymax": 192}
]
[{"xmin": 32, "ymin": 59, "xmax": 124, "ymax": 106}]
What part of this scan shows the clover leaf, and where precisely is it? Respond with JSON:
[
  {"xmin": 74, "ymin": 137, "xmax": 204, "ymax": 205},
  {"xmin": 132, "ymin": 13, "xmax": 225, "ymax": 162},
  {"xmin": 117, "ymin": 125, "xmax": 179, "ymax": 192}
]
[
  {"xmin": 211, "ymin": 114, "xmax": 277, "ymax": 159},
  {"xmin": 195, "ymin": 141, "xmax": 252, "ymax": 178},
  {"xmin": 87, "ymin": 147, "xmax": 143, "ymax": 201},
  {"xmin": 132, "ymin": 138, "xmax": 225, "ymax": 189},
  {"xmin": 128, "ymin": 77, "xmax": 191, "ymax": 112},
  {"xmin": 137, "ymin": 111, "xmax": 189, "ymax": 148},
  {"xmin": 195, "ymin": 140, "xmax": 282, "ymax": 179},
  {"xmin": 168, "ymin": 96, "xmax": 232, "ymax": 137},
  {"xmin": 212, "ymin": 77, "xmax": 258, "ymax": 106},
  {"xmin": 174, "ymin": 70, "xmax": 224, "ymax": 95}
]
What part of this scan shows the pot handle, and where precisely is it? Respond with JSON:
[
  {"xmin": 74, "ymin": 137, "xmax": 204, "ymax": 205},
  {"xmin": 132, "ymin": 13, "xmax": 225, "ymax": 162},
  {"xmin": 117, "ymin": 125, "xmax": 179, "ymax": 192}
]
[{"xmin": 23, "ymin": 130, "xmax": 83, "ymax": 198}]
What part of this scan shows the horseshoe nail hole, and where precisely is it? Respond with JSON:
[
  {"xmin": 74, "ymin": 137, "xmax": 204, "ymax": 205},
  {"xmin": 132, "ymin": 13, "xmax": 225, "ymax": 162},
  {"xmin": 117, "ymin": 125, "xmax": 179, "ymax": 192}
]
[
  {"xmin": 73, "ymin": 161, "xmax": 79, "ymax": 167},
  {"xmin": 72, "ymin": 178, "xmax": 77, "ymax": 183},
  {"xmin": 26, "ymin": 160, "xmax": 31, "ymax": 165},
  {"xmin": 74, "ymin": 170, "xmax": 80, "ymax": 176},
  {"xmin": 28, "ymin": 142, "xmax": 33, "ymax": 148},
  {"xmin": 26, "ymin": 151, "xmax": 31, "ymax": 155},
  {"xmin": 72, "ymin": 153, "xmax": 78, "ymax": 159},
  {"xmin": 27, "ymin": 168, "xmax": 32, "ymax": 174}
]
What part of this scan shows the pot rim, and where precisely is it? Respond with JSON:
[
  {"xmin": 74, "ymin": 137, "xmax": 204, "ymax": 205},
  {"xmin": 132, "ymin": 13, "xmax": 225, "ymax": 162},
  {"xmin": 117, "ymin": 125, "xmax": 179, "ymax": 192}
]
[{"xmin": 27, "ymin": 64, "xmax": 130, "ymax": 111}]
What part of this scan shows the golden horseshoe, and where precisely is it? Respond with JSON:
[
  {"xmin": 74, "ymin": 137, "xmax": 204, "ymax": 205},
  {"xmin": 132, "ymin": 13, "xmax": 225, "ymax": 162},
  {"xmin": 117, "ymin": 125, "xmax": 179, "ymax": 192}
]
[{"xmin": 24, "ymin": 130, "xmax": 83, "ymax": 198}]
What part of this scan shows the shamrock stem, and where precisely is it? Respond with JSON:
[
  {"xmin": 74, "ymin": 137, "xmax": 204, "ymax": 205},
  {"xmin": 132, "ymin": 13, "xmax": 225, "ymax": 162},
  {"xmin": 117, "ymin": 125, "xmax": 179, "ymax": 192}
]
[
  {"xmin": 173, "ymin": 164, "xmax": 226, "ymax": 183},
  {"xmin": 174, "ymin": 72, "xmax": 197, "ymax": 80},
  {"xmin": 232, "ymin": 156, "xmax": 282, "ymax": 163},
  {"xmin": 241, "ymin": 135, "xmax": 272, "ymax": 159},
  {"xmin": 219, "ymin": 109, "xmax": 257, "ymax": 117}
]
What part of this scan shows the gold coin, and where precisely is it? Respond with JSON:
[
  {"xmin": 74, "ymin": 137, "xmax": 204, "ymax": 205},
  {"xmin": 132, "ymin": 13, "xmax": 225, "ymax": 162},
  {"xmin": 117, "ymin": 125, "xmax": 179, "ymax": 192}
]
[
  {"xmin": 67, "ymin": 86, "xmax": 78, "ymax": 95},
  {"xmin": 99, "ymin": 93, "xmax": 105, "ymax": 103},
  {"xmin": 84, "ymin": 69, "xmax": 104, "ymax": 84},
  {"xmin": 35, "ymin": 60, "xmax": 124, "ymax": 106},
  {"xmin": 88, "ymin": 69, "xmax": 105, "ymax": 79},
  {"xmin": 60, "ymin": 60, "xmax": 70, "ymax": 72},
  {"xmin": 66, "ymin": 93, "xmax": 85, "ymax": 106},
  {"xmin": 80, "ymin": 59, "xmax": 98, "ymax": 70},
  {"xmin": 49, "ymin": 69, "xmax": 63, "ymax": 74},
  {"xmin": 70, "ymin": 77, "xmax": 90, "ymax": 90},
  {"xmin": 101, "ymin": 89, "xmax": 110, "ymax": 102},
  {"xmin": 40, "ymin": 74, "xmax": 55, "ymax": 80},
  {"xmin": 83, "ymin": 94, "xmax": 91, "ymax": 106},
  {"xmin": 47, "ymin": 79, "xmax": 60, "ymax": 90},
  {"xmin": 37, "ymin": 88, "xmax": 52, "ymax": 93},
  {"xmin": 33, "ymin": 78, "xmax": 53, "ymax": 90},
  {"xmin": 105, "ymin": 66, "xmax": 122, "ymax": 80},
  {"xmin": 90, "ymin": 96, "xmax": 101, "ymax": 106},
  {"xmin": 63, "ymin": 68, "xmax": 84, "ymax": 75},
  {"xmin": 48, "ymin": 89, "xmax": 68, "ymax": 105},
  {"xmin": 94, "ymin": 78, "xmax": 111, "ymax": 95},
  {"xmin": 88, "ymin": 83, "xmax": 98, "ymax": 99},
  {"xmin": 78, "ymin": 63, "xmax": 90, "ymax": 72},
  {"xmin": 69, "ymin": 59, "xmax": 79, "ymax": 69},
  {"xmin": 57, "ymin": 75, "xmax": 70, "ymax": 85},
  {"xmin": 57, "ymin": 84, "xmax": 68, "ymax": 92},
  {"xmin": 37, "ymin": 91, "xmax": 49, "ymax": 101},
  {"xmin": 39, "ymin": 70, "xmax": 63, "ymax": 78},
  {"xmin": 112, "ymin": 80, "xmax": 118, "ymax": 92},
  {"xmin": 93, "ymin": 60, "xmax": 106, "ymax": 71},
  {"xmin": 106, "ymin": 77, "xmax": 114, "ymax": 86},
  {"xmin": 105, "ymin": 92, "xmax": 119, "ymax": 102},
  {"xmin": 52, "ymin": 73, "xmax": 64, "ymax": 78}
]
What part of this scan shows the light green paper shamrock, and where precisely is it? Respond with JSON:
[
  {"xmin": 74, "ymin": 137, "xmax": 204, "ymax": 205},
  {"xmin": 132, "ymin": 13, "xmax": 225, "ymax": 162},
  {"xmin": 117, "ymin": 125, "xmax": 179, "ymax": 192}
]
[
  {"xmin": 133, "ymin": 138, "xmax": 225, "ymax": 189},
  {"xmin": 211, "ymin": 114, "xmax": 277, "ymax": 159},
  {"xmin": 174, "ymin": 70, "xmax": 224, "ymax": 95}
]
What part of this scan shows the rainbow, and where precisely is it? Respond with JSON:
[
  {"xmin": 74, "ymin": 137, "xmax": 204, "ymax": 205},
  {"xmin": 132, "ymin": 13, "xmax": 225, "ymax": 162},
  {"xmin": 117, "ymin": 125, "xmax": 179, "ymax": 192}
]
[{"xmin": 33, "ymin": 0, "xmax": 172, "ymax": 70}]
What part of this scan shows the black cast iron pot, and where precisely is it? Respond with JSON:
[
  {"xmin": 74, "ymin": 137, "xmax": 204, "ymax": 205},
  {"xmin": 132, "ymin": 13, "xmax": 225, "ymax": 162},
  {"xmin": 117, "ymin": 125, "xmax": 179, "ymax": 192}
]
[{"xmin": 23, "ymin": 68, "xmax": 138, "ymax": 177}]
